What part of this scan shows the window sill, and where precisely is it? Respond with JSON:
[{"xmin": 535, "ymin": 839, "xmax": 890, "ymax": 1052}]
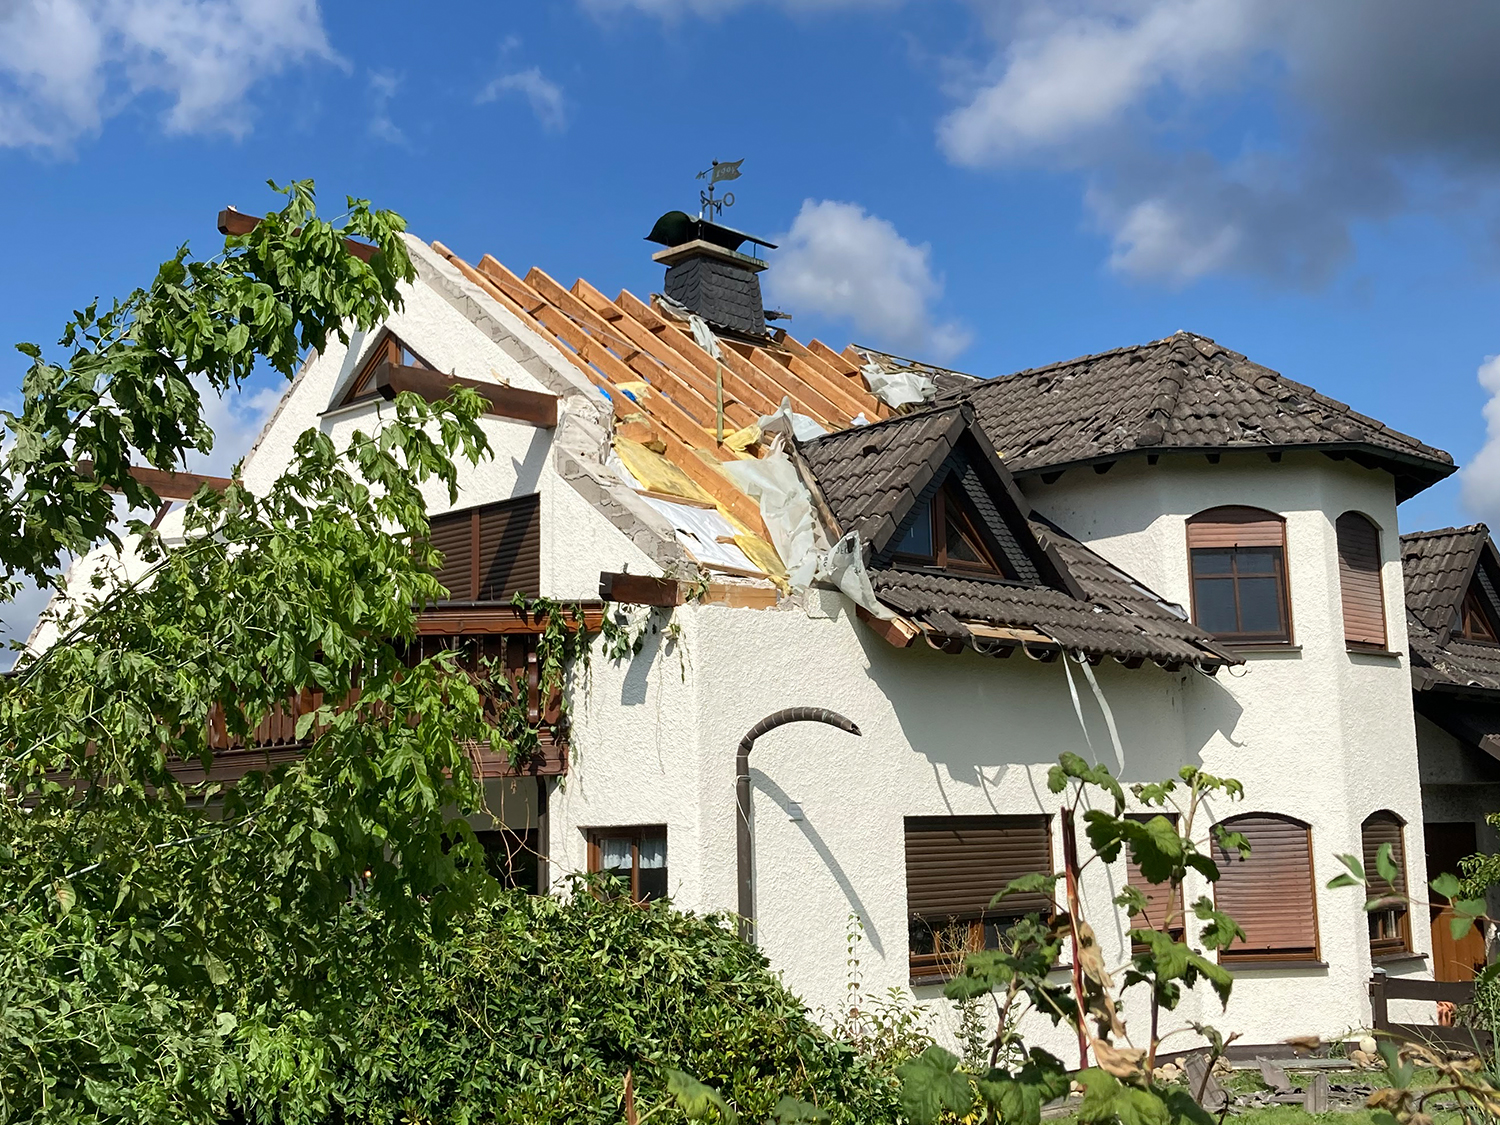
[
  {"xmin": 911, "ymin": 963, "xmax": 1073, "ymax": 988},
  {"xmin": 1347, "ymin": 647, "xmax": 1402, "ymax": 659},
  {"xmin": 1220, "ymin": 958, "xmax": 1328, "ymax": 971},
  {"xmin": 1372, "ymin": 951, "xmax": 1427, "ymax": 967},
  {"xmin": 1226, "ymin": 643, "xmax": 1301, "ymax": 657}
]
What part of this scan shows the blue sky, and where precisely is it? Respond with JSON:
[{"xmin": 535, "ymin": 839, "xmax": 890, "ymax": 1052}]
[{"xmin": 3, "ymin": 0, "xmax": 1499, "ymax": 544}]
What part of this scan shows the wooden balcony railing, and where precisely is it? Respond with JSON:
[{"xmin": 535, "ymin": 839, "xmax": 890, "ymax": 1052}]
[{"xmin": 185, "ymin": 602, "xmax": 603, "ymax": 786}]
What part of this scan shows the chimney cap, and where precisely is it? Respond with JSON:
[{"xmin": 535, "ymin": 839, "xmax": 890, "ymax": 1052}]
[{"xmin": 645, "ymin": 210, "xmax": 777, "ymax": 254}]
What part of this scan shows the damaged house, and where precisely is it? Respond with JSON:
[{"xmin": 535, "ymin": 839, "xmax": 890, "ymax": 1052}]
[{"xmin": 37, "ymin": 203, "xmax": 1496, "ymax": 1054}]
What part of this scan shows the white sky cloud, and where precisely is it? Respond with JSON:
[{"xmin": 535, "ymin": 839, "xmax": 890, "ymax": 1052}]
[
  {"xmin": 0, "ymin": 0, "xmax": 337, "ymax": 149},
  {"xmin": 367, "ymin": 69, "xmax": 404, "ymax": 144},
  {"xmin": 767, "ymin": 199, "xmax": 970, "ymax": 360},
  {"xmin": 477, "ymin": 66, "xmax": 567, "ymax": 133},
  {"xmin": 938, "ymin": 0, "xmax": 1500, "ymax": 287},
  {"xmin": 1461, "ymin": 355, "xmax": 1500, "ymax": 527}
]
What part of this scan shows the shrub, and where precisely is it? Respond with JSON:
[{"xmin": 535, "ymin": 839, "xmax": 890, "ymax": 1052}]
[{"xmin": 303, "ymin": 882, "xmax": 902, "ymax": 1124}]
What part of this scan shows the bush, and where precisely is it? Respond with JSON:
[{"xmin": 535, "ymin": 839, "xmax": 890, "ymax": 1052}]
[{"xmin": 306, "ymin": 882, "xmax": 902, "ymax": 1124}]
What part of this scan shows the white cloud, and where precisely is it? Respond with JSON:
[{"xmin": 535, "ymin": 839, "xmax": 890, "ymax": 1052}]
[
  {"xmin": 1461, "ymin": 355, "xmax": 1500, "ymax": 527},
  {"xmin": 937, "ymin": 1, "xmax": 1500, "ymax": 286},
  {"xmin": 0, "ymin": 0, "xmax": 338, "ymax": 149},
  {"xmin": 767, "ymin": 199, "xmax": 971, "ymax": 360},
  {"xmin": 477, "ymin": 66, "xmax": 567, "ymax": 133},
  {"xmin": 367, "ymin": 69, "xmax": 404, "ymax": 144}
]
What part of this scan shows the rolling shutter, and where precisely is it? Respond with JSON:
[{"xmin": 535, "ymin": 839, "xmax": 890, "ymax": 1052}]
[
  {"xmin": 904, "ymin": 815, "xmax": 1052, "ymax": 922},
  {"xmin": 425, "ymin": 494, "xmax": 541, "ymax": 602},
  {"xmin": 1362, "ymin": 812, "xmax": 1407, "ymax": 902},
  {"xmin": 478, "ymin": 494, "xmax": 541, "ymax": 600},
  {"xmin": 1186, "ymin": 506, "xmax": 1285, "ymax": 549},
  {"xmin": 1126, "ymin": 814, "xmax": 1184, "ymax": 939},
  {"xmin": 429, "ymin": 510, "xmax": 476, "ymax": 601},
  {"xmin": 1337, "ymin": 512, "xmax": 1386, "ymax": 647},
  {"xmin": 1214, "ymin": 814, "xmax": 1319, "ymax": 960}
]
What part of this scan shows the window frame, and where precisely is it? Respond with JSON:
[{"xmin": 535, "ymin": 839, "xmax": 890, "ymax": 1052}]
[
  {"xmin": 1361, "ymin": 811, "xmax": 1412, "ymax": 960},
  {"xmin": 1461, "ymin": 586, "xmax": 1500, "ymax": 644},
  {"xmin": 340, "ymin": 331, "xmax": 436, "ymax": 407},
  {"xmin": 891, "ymin": 481, "xmax": 1007, "ymax": 578},
  {"xmin": 1336, "ymin": 511, "xmax": 1388, "ymax": 651},
  {"xmin": 586, "ymin": 825, "xmax": 668, "ymax": 903},
  {"xmin": 1213, "ymin": 812, "xmax": 1321, "ymax": 964},
  {"xmin": 1185, "ymin": 506, "xmax": 1293, "ymax": 645},
  {"xmin": 904, "ymin": 814, "xmax": 1053, "ymax": 984}
]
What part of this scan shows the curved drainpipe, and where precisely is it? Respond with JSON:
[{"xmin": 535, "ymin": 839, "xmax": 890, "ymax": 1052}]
[{"xmin": 736, "ymin": 707, "xmax": 861, "ymax": 943}]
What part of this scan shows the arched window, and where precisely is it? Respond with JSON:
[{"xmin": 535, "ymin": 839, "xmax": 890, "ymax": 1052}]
[
  {"xmin": 1362, "ymin": 811, "xmax": 1411, "ymax": 958},
  {"xmin": 1337, "ymin": 512, "xmax": 1387, "ymax": 649},
  {"xmin": 1214, "ymin": 813, "xmax": 1319, "ymax": 962},
  {"xmin": 339, "ymin": 331, "xmax": 434, "ymax": 407},
  {"xmin": 1186, "ymin": 506, "xmax": 1291, "ymax": 644}
]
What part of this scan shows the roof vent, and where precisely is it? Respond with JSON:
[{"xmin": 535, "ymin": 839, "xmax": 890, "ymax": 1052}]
[{"xmin": 645, "ymin": 161, "xmax": 777, "ymax": 339}]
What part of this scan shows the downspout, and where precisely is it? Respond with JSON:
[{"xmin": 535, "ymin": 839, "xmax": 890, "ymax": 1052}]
[
  {"xmin": 535, "ymin": 775, "xmax": 549, "ymax": 894},
  {"xmin": 736, "ymin": 707, "xmax": 861, "ymax": 943}
]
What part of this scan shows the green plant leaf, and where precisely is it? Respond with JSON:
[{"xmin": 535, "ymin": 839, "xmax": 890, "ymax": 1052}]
[
  {"xmin": 769, "ymin": 1095, "xmax": 830, "ymax": 1123},
  {"xmin": 1431, "ymin": 872, "xmax": 1462, "ymax": 899},
  {"xmin": 665, "ymin": 1069, "xmax": 739, "ymax": 1124},
  {"xmin": 897, "ymin": 1046, "xmax": 974, "ymax": 1125}
]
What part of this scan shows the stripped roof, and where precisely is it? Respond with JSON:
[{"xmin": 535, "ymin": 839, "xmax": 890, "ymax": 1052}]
[
  {"xmin": 1402, "ymin": 525, "xmax": 1500, "ymax": 694},
  {"xmin": 859, "ymin": 333, "xmax": 1455, "ymax": 501}
]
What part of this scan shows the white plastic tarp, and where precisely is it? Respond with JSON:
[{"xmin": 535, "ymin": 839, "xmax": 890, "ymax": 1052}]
[
  {"xmin": 757, "ymin": 395, "xmax": 827, "ymax": 443},
  {"xmin": 723, "ymin": 445, "xmax": 892, "ymax": 619},
  {"xmin": 862, "ymin": 362, "xmax": 935, "ymax": 408},
  {"xmin": 640, "ymin": 495, "xmax": 760, "ymax": 574},
  {"xmin": 722, "ymin": 448, "xmax": 820, "ymax": 588}
]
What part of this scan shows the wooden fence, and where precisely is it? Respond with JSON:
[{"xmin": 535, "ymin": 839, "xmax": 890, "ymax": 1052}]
[{"xmin": 1369, "ymin": 971, "xmax": 1493, "ymax": 1052}]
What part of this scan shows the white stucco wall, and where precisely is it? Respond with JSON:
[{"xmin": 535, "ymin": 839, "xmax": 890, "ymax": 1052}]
[{"xmin": 553, "ymin": 546, "xmax": 1423, "ymax": 1055}]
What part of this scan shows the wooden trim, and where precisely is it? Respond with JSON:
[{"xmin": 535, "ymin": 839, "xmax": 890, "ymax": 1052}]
[
  {"xmin": 416, "ymin": 603, "xmax": 605, "ymax": 634},
  {"xmin": 598, "ymin": 571, "xmax": 780, "ymax": 610},
  {"xmin": 585, "ymin": 824, "xmax": 668, "ymax": 903},
  {"xmin": 373, "ymin": 359, "xmax": 559, "ymax": 427},
  {"xmin": 216, "ymin": 208, "xmax": 377, "ymax": 262},
  {"xmin": 856, "ymin": 604, "xmax": 919, "ymax": 647},
  {"xmin": 75, "ymin": 460, "xmax": 235, "ymax": 500}
]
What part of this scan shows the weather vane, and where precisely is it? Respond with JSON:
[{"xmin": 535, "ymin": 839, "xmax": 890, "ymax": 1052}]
[{"xmin": 695, "ymin": 158, "xmax": 743, "ymax": 221}]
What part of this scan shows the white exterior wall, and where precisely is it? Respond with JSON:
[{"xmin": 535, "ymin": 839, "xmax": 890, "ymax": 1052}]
[{"xmin": 1012, "ymin": 451, "xmax": 1433, "ymax": 1031}]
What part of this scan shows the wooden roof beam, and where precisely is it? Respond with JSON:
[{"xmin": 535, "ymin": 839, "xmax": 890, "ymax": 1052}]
[
  {"xmin": 733, "ymin": 343, "xmax": 849, "ymax": 428},
  {"xmin": 782, "ymin": 337, "xmax": 887, "ymax": 420},
  {"xmin": 77, "ymin": 460, "xmax": 235, "ymax": 501},
  {"xmin": 525, "ymin": 268, "xmax": 757, "ymax": 431},
  {"xmin": 373, "ymin": 360, "xmax": 558, "ymax": 427},
  {"xmin": 575, "ymin": 282, "xmax": 780, "ymax": 420},
  {"xmin": 431, "ymin": 244, "xmax": 633, "ymax": 421},
  {"xmin": 217, "ymin": 208, "xmax": 376, "ymax": 263}
]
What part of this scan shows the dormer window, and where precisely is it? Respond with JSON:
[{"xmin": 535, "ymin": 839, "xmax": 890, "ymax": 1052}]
[
  {"xmin": 892, "ymin": 480, "xmax": 1006, "ymax": 577},
  {"xmin": 340, "ymin": 332, "xmax": 435, "ymax": 406},
  {"xmin": 1461, "ymin": 587, "xmax": 1499, "ymax": 642}
]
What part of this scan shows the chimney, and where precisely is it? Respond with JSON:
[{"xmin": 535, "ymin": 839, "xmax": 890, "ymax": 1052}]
[{"xmin": 644, "ymin": 210, "xmax": 778, "ymax": 339}]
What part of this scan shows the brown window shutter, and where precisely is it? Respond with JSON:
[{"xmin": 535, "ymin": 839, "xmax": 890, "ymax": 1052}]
[
  {"xmin": 477, "ymin": 494, "xmax": 541, "ymax": 600},
  {"xmin": 1336, "ymin": 512, "xmax": 1386, "ymax": 647},
  {"xmin": 1214, "ymin": 814, "xmax": 1319, "ymax": 960},
  {"xmin": 1126, "ymin": 814, "xmax": 1184, "ymax": 941},
  {"xmin": 426, "ymin": 493, "xmax": 541, "ymax": 602},
  {"xmin": 429, "ymin": 509, "xmax": 477, "ymax": 600},
  {"xmin": 1361, "ymin": 812, "xmax": 1407, "ymax": 901},
  {"xmin": 1186, "ymin": 506, "xmax": 1285, "ymax": 549},
  {"xmin": 904, "ymin": 815, "xmax": 1053, "ymax": 921}
]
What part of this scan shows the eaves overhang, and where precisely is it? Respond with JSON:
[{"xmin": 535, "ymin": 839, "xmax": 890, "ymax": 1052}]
[{"xmin": 1007, "ymin": 440, "xmax": 1456, "ymax": 502}]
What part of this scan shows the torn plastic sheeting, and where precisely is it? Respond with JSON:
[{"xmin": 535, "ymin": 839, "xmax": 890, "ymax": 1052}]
[
  {"xmin": 686, "ymin": 313, "xmax": 723, "ymax": 361},
  {"xmin": 640, "ymin": 496, "xmax": 761, "ymax": 575},
  {"xmin": 613, "ymin": 436, "xmax": 717, "ymax": 506},
  {"xmin": 722, "ymin": 447, "xmax": 892, "ymax": 619},
  {"xmin": 758, "ymin": 395, "xmax": 827, "ymax": 443},
  {"xmin": 815, "ymin": 530, "xmax": 893, "ymax": 620},
  {"xmin": 722, "ymin": 448, "xmax": 820, "ymax": 588},
  {"xmin": 862, "ymin": 362, "xmax": 934, "ymax": 408}
]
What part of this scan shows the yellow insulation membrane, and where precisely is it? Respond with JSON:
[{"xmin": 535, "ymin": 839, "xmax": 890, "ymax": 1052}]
[{"xmin": 613, "ymin": 435, "xmax": 788, "ymax": 590}]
